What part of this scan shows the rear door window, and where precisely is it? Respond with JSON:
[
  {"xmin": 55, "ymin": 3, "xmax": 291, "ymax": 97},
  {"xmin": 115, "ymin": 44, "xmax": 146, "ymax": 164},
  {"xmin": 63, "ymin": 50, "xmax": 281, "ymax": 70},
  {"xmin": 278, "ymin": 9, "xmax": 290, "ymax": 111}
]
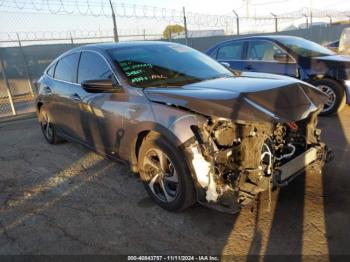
[
  {"xmin": 217, "ymin": 42, "xmax": 244, "ymax": 60},
  {"xmin": 78, "ymin": 52, "xmax": 112, "ymax": 83},
  {"xmin": 54, "ymin": 53, "xmax": 80, "ymax": 83}
]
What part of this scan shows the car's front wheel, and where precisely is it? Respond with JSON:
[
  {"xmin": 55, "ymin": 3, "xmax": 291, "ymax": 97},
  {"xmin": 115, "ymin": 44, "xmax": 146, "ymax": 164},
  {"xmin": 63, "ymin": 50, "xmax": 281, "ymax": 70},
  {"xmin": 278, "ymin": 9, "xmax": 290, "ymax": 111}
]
[
  {"xmin": 138, "ymin": 133, "xmax": 196, "ymax": 211},
  {"xmin": 314, "ymin": 79, "xmax": 346, "ymax": 116},
  {"xmin": 39, "ymin": 107, "xmax": 63, "ymax": 144}
]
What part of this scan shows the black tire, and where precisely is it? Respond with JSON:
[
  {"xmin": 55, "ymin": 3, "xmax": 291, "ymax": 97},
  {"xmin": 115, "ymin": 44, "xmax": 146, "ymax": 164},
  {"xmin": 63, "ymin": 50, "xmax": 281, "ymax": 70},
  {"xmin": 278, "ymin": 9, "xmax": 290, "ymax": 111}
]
[
  {"xmin": 313, "ymin": 79, "xmax": 346, "ymax": 116},
  {"xmin": 39, "ymin": 107, "xmax": 64, "ymax": 144},
  {"xmin": 138, "ymin": 133, "xmax": 196, "ymax": 211}
]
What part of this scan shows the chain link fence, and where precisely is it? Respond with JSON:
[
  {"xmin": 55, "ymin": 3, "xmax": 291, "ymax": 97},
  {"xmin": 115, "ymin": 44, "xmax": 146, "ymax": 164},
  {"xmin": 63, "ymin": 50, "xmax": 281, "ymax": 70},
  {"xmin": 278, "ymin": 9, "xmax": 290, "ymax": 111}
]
[{"xmin": 1, "ymin": 0, "xmax": 350, "ymax": 118}]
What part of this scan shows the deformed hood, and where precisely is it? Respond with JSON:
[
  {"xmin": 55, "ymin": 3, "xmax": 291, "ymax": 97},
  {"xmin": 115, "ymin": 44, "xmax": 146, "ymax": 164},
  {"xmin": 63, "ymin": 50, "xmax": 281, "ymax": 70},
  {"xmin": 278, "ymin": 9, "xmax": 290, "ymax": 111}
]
[{"xmin": 143, "ymin": 76, "xmax": 328, "ymax": 123}]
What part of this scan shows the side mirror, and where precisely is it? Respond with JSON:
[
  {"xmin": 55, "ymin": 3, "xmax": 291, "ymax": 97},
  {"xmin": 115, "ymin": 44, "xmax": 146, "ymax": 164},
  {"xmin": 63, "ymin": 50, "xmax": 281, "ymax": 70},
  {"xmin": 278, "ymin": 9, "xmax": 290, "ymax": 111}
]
[
  {"xmin": 220, "ymin": 61, "xmax": 231, "ymax": 68},
  {"xmin": 273, "ymin": 53, "xmax": 293, "ymax": 64},
  {"xmin": 219, "ymin": 61, "xmax": 241, "ymax": 76},
  {"xmin": 81, "ymin": 79, "xmax": 121, "ymax": 93}
]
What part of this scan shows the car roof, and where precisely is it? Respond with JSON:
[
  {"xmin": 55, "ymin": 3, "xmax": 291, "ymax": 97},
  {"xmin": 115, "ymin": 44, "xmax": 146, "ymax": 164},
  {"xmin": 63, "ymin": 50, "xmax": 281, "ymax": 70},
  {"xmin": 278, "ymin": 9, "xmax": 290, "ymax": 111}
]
[
  {"xmin": 70, "ymin": 41, "xmax": 176, "ymax": 52},
  {"xmin": 209, "ymin": 35, "xmax": 303, "ymax": 47}
]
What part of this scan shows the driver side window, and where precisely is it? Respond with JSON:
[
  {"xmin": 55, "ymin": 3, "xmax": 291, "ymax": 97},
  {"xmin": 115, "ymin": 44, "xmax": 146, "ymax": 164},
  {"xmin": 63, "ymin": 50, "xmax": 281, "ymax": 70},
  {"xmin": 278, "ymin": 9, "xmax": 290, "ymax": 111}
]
[
  {"xmin": 78, "ymin": 51, "xmax": 112, "ymax": 83},
  {"xmin": 247, "ymin": 40, "xmax": 284, "ymax": 62}
]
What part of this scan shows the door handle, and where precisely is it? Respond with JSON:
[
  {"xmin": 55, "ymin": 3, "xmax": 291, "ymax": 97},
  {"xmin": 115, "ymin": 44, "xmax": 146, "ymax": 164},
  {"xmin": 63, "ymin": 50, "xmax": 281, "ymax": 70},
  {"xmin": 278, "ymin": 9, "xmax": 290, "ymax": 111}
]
[
  {"xmin": 70, "ymin": 93, "xmax": 81, "ymax": 102},
  {"xmin": 244, "ymin": 65, "xmax": 253, "ymax": 70}
]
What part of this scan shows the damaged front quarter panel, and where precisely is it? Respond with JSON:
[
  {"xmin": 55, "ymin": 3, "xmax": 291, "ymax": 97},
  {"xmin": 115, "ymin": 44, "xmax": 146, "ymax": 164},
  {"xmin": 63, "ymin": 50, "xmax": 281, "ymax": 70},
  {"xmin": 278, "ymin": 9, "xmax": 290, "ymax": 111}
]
[
  {"xmin": 181, "ymin": 110, "xmax": 331, "ymax": 214},
  {"xmin": 144, "ymin": 75, "xmax": 331, "ymax": 214}
]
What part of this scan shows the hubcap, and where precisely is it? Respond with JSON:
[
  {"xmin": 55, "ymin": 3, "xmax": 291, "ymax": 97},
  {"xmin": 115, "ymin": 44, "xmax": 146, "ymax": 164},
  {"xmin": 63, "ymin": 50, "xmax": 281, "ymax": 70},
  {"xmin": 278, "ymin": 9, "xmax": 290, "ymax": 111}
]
[
  {"xmin": 317, "ymin": 85, "xmax": 336, "ymax": 112},
  {"xmin": 142, "ymin": 148, "xmax": 179, "ymax": 203},
  {"xmin": 41, "ymin": 112, "xmax": 53, "ymax": 140}
]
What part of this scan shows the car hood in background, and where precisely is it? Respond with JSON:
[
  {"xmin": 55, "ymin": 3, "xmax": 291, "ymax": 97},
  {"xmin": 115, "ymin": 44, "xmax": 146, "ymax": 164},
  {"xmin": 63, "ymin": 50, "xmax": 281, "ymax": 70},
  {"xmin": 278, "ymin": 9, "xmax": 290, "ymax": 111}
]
[
  {"xmin": 311, "ymin": 55, "xmax": 350, "ymax": 79},
  {"xmin": 313, "ymin": 54, "xmax": 350, "ymax": 63},
  {"xmin": 143, "ymin": 76, "xmax": 328, "ymax": 123}
]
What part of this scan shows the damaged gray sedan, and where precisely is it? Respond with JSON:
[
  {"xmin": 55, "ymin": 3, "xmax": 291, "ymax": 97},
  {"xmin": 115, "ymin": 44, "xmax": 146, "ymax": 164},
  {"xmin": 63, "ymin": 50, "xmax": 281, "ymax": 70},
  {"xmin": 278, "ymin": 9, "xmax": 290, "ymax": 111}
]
[{"xmin": 36, "ymin": 41, "xmax": 332, "ymax": 213}]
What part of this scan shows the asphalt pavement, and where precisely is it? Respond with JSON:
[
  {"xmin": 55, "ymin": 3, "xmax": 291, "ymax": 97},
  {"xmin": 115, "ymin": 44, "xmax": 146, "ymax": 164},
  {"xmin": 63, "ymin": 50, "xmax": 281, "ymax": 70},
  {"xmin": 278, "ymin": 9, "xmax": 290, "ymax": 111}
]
[{"xmin": 0, "ymin": 107, "xmax": 349, "ymax": 256}]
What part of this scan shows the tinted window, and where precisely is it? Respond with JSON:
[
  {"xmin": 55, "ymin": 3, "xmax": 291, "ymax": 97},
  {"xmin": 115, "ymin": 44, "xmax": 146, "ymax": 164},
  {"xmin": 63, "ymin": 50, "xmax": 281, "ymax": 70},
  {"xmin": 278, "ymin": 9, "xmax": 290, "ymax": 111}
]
[
  {"xmin": 78, "ymin": 52, "xmax": 112, "ymax": 83},
  {"xmin": 107, "ymin": 44, "xmax": 232, "ymax": 88},
  {"xmin": 47, "ymin": 63, "xmax": 56, "ymax": 77},
  {"xmin": 54, "ymin": 53, "xmax": 80, "ymax": 82},
  {"xmin": 247, "ymin": 40, "xmax": 284, "ymax": 61},
  {"xmin": 207, "ymin": 49, "xmax": 217, "ymax": 59},
  {"xmin": 276, "ymin": 36, "xmax": 334, "ymax": 57},
  {"xmin": 217, "ymin": 42, "xmax": 244, "ymax": 60}
]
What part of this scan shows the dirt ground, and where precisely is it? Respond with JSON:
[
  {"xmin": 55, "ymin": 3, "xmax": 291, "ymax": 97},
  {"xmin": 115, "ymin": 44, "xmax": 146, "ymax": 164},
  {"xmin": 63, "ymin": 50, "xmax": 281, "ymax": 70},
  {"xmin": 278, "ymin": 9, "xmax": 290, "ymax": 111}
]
[{"xmin": 0, "ymin": 107, "xmax": 350, "ymax": 257}]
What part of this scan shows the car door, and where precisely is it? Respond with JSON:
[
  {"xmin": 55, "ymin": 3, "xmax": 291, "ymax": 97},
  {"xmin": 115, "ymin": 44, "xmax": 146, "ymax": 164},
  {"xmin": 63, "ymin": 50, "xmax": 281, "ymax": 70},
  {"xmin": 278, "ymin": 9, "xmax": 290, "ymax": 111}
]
[
  {"xmin": 243, "ymin": 40, "xmax": 298, "ymax": 77},
  {"xmin": 215, "ymin": 41, "xmax": 246, "ymax": 71},
  {"xmin": 76, "ymin": 51, "xmax": 126, "ymax": 155},
  {"xmin": 50, "ymin": 52, "xmax": 82, "ymax": 138}
]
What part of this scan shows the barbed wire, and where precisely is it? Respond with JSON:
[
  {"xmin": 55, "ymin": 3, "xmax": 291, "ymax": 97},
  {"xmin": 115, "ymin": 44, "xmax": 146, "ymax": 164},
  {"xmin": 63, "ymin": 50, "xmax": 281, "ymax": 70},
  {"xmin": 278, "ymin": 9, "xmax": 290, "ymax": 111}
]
[
  {"xmin": 1, "ymin": 0, "xmax": 350, "ymax": 44},
  {"xmin": 2, "ymin": 0, "xmax": 347, "ymax": 26},
  {"xmin": 0, "ymin": 29, "xmax": 165, "ymax": 42}
]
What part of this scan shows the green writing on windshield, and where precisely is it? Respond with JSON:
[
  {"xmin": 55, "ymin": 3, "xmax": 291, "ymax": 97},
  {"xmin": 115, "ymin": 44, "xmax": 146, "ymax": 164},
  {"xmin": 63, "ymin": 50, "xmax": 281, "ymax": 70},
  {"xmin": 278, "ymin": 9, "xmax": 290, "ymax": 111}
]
[{"xmin": 119, "ymin": 60, "xmax": 167, "ymax": 84}]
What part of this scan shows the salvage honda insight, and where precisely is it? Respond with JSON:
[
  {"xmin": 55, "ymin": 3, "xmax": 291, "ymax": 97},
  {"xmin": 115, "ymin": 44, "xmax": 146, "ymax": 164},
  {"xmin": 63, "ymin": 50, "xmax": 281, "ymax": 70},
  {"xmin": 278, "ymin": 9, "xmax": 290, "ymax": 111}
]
[{"xmin": 36, "ymin": 42, "xmax": 332, "ymax": 213}]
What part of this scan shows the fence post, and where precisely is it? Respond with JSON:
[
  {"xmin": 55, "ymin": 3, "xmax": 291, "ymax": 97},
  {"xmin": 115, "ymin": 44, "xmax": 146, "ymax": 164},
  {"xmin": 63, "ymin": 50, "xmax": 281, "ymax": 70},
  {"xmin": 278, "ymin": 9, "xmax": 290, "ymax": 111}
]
[
  {"xmin": 0, "ymin": 54, "xmax": 16, "ymax": 116},
  {"xmin": 69, "ymin": 32, "xmax": 74, "ymax": 45},
  {"xmin": 303, "ymin": 14, "xmax": 309, "ymax": 29},
  {"xmin": 233, "ymin": 9, "xmax": 240, "ymax": 35},
  {"xmin": 16, "ymin": 33, "xmax": 35, "ymax": 98},
  {"xmin": 168, "ymin": 24, "xmax": 172, "ymax": 42},
  {"xmin": 310, "ymin": 10, "xmax": 313, "ymax": 26},
  {"xmin": 271, "ymin": 13, "xmax": 278, "ymax": 32},
  {"xmin": 327, "ymin": 15, "xmax": 332, "ymax": 26},
  {"xmin": 109, "ymin": 0, "xmax": 119, "ymax": 42},
  {"xmin": 143, "ymin": 29, "xmax": 146, "ymax": 40},
  {"xmin": 183, "ymin": 6, "xmax": 188, "ymax": 46}
]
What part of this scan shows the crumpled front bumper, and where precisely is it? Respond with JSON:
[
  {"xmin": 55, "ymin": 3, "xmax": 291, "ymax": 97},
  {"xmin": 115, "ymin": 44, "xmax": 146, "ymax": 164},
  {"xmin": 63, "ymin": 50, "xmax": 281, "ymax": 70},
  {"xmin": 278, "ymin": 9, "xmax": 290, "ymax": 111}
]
[
  {"xmin": 184, "ymin": 141, "xmax": 333, "ymax": 214},
  {"xmin": 273, "ymin": 143, "xmax": 333, "ymax": 187}
]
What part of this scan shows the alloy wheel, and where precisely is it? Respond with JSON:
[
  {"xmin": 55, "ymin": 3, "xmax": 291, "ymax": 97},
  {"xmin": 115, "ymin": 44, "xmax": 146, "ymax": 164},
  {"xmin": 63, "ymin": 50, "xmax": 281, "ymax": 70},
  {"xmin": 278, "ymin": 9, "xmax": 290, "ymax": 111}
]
[
  {"xmin": 142, "ymin": 148, "xmax": 179, "ymax": 203},
  {"xmin": 317, "ymin": 84, "xmax": 336, "ymax": 112}
]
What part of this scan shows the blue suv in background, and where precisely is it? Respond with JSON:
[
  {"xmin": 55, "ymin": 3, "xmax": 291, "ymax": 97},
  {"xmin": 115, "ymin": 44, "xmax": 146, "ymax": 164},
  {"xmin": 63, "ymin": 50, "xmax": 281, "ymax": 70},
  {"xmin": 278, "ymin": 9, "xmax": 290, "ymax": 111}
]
[{"xmin": 207, "ymin": 35, "xmax": 350, "ymax": 115}]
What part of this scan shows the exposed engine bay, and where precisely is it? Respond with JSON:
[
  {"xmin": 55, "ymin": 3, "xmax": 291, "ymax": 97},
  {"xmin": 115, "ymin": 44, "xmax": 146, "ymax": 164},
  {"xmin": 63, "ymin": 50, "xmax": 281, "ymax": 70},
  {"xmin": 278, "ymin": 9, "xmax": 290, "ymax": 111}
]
[{"xmin": 184, "ymin": 109, "xmax": 333, "ymax": 213}]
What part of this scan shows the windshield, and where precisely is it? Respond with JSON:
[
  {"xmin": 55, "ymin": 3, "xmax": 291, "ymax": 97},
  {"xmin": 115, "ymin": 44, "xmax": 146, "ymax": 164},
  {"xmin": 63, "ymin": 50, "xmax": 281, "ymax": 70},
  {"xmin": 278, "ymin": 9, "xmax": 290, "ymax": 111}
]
[
  {"xmin": 107, "ymin": 44, "xmax": 233, "ymax": 88},
  {"xmin": 276, "ymin": 37, "xmax": 335, "ymax": 57}
]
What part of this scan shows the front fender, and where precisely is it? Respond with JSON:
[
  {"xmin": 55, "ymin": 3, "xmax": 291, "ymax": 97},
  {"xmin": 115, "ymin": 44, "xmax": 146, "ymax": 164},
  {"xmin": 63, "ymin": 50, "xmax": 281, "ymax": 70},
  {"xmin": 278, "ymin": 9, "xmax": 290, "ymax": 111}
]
[{"xmin": 124, "ymin": 102, "xmax": 207, "ymax": 172}]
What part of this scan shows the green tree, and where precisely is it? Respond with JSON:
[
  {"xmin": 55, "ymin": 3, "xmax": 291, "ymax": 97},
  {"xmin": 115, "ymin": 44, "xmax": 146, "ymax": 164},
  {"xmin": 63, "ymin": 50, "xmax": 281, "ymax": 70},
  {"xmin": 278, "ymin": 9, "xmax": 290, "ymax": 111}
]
[{"xmin": 163, "ymin": 24, "xmax": 185, "ymax": 39}]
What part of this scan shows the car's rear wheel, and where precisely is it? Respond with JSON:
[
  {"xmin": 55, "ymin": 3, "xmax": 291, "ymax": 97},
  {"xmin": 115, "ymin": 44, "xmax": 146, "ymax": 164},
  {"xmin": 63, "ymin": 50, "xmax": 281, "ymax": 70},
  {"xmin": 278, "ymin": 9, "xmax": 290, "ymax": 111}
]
[
  {"xmin": 39, "ymin": 107, "xmax": 63, "ymax": 144},
  {"xmin": 314, "ymin": 79, "xmax": 346, "ymax": 116},
  {"xmin": 138, "ymin": 133, "xmax": 196, "ymax": 211}
]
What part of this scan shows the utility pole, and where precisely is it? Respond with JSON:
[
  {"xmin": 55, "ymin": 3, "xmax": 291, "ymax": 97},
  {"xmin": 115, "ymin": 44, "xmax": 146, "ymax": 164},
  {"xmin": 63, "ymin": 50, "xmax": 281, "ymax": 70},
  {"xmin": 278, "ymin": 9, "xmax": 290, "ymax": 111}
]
[
  {"xmin": 244, "ymin": 0, "xmax": 250, "ymax": 18},
  {"xmin": 302, "ymin": 14, "xmax": 309, "ymax": 29},
  {"xmin": 183, "ymin": 6, "xmax": 188, "ymax": 46},
  {"xmin": 109, "ymin": 0, "xmax": 119, "ymax": 42},
  {"xmin": 271, "ymin": 13, "xmax": 278, "ymax": 32},
  {"xmin": 233, "ymin": 9, "xmax": 239, "ymax": 35}
]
